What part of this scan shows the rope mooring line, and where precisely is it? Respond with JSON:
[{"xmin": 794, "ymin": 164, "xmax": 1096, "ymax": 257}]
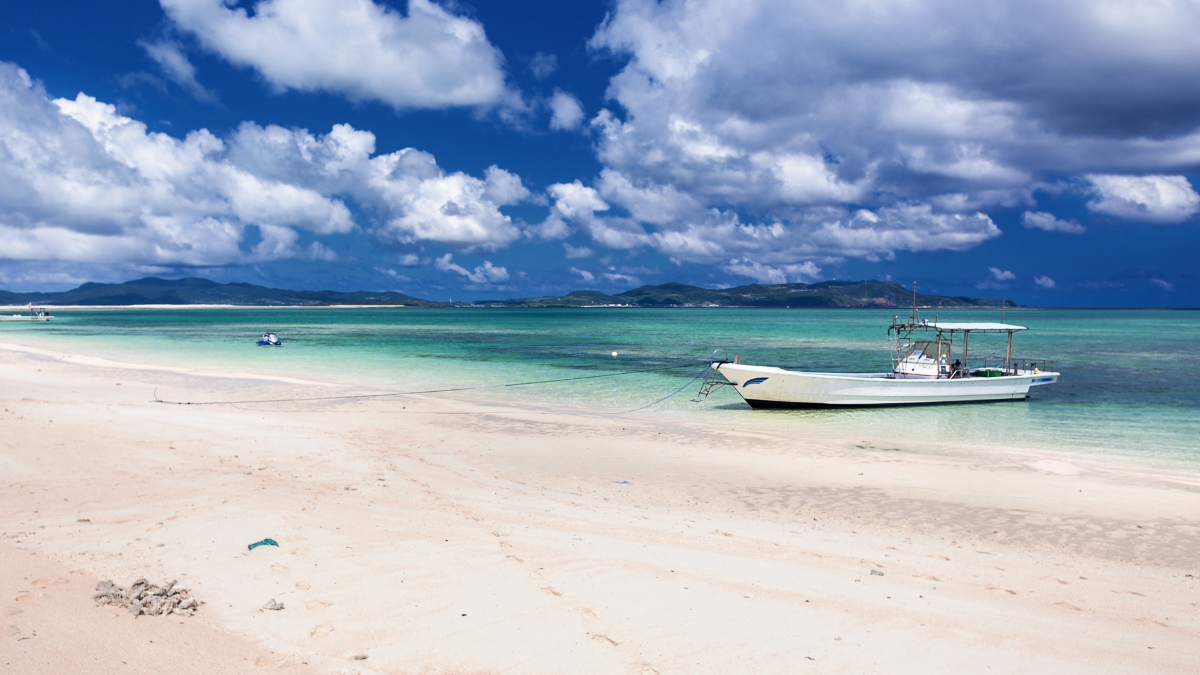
[
  {"xmin": 152, "ymin": 364, "xmax": 698, "ymax": 408},
  {"xmin": 610, "ymin": 368, "xmax": 709, "ymax": 414}
]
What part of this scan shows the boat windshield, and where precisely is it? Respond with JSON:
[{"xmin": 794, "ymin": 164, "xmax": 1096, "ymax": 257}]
[{"xmin": 901, "ymin": 341, "xmax": 950, "ymax": 363}]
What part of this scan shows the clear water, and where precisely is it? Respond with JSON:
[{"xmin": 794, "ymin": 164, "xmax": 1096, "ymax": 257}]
[{"xmin": 3, "ymin": 308, "xmax": 1197, "ymax": 468}]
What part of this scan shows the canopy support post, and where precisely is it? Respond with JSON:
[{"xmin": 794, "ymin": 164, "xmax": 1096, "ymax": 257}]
[
  {"xmin": 1006, "ymin": 331, "xmax": 1013, "ymax": 374},
  {"xmin": 963, "ymin": 331, "xmax": 970, "ymax": 376}
]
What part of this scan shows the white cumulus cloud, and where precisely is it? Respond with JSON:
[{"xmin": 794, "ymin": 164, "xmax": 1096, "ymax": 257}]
[
  {"xmin": 1150, "ymin": 278, "xmax": 1174, "ymax": 291},
  {"xmin": 1022, "ymin": 211, "xmax": 1085, "ymax": 234},
  {"xmin": 548, "ymin": 90, "xmax": 585, "ymax": 131},
  {"xmin": 563, "ymin": 243, "xmax": 593, "ymax": 259},
  {"xmin": 219, "ymin": 122, "xmax": 530, "ymax": 251},
  {"xmin": 1034, "ymin": 275, "xmax": 1056, "ymax": 289},
  {"xmin": 160, "ymin": 0, "xmax": 515, "ymax": 110},
  {"xmin": 543, "ymin": 179, "xmax": 1001, "ymax": 266},
  {"xmin": 976, "ymin": 267, "xmax": 1016, "ymax": 290},
  {"xmin": 1085, "ymin": 175, "xmax": 1200, "ymax": 224},
  {"xmin": 569, "ymin": 0, "xmax": 1200, "ymax": 267},
  {"xmin": 434, "ymin": 253, "xmax": 510, "ymax": 284},
  {"xmin": 0, "ymin": 62, "xmax": 529, "ymax": 267},
  {"xmin": 723, "ymin": 259, "xmax": 821, "ymax": 284},
  {"xmin": 569, "ymin": 267, "xmax": 595, "ymax": 282}
]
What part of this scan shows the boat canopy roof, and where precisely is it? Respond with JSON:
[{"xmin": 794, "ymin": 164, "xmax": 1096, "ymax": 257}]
[{"xmin": 926, "ymin": 322, "xmax": 1026, "ymax": 332}]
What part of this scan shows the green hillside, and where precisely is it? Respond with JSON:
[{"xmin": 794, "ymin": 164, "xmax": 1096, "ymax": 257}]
[
  {"xmin": 0, "ymin": 277, "xmax": 431, "ymax": 306},
  {"xmin": 490, "ymin": 280, "xmax": 1017, "ymax": 308},
  {"xmin": 0, "ymin": 277, "xmax": 1017, "ymax": 308}
]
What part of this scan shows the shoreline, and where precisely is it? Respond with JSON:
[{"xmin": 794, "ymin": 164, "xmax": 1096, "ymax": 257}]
[
  {"xmin": 1, "ymin": 340, "xmax": 1197, "ymax": 672},
  {"xmin": 5, "ymin": 303, "xmax": 1200, "ymax": 311},
  {"xmin": 0, "ymin": 334, "xmax": 1195, "ymax": 476}
]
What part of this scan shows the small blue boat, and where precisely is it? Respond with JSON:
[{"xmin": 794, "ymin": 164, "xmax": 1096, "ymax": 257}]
[{"xmin": 257, "ymin": 332, "xmax": 282, "ymax": 346}]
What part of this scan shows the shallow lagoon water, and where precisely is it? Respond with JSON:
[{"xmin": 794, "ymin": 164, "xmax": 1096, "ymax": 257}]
[{"xmin": 4, "ymin": 307, "xmax": 1198, "ymax": 468}]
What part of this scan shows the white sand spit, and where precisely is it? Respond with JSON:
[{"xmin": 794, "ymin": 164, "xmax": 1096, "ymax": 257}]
[{"xmin": 0, "ymin": 344, "xmax": 1197, "ymax": 673}]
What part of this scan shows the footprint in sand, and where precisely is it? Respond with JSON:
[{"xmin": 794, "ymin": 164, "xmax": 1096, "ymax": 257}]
[
  {"xmin": 310, "ymin": 623, "xmax": 335, "ymax": 638},
  {"xmin": 306, "ymin": 601, "xmax": 332, "ymax": 612},
  {"xmin": 30, "ymin": 577, "xmax": 68, "ymax": 587},
  {"xmin": 295, "ymin": 581, "xmax": 311, "ymax": 590},
  {"xmin": 271, "ymin": 564, "xmax": 289, "ymax": 574}
]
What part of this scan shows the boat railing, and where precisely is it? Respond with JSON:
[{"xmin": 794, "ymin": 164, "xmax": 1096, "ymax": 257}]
[{"xmin": 976, "ymin": 356, "xmax": 1056, "ymax": 376}]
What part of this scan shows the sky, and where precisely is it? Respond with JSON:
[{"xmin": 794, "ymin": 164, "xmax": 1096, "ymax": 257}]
[{"xmin": 1, "ymin": 0, "xmax": 1199, "ymax": 307}]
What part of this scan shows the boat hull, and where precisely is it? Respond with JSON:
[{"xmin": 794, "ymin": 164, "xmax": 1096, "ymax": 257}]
[{"xmin": 716, "ymin": 363, "xmax": 1058, "ymax": 408}]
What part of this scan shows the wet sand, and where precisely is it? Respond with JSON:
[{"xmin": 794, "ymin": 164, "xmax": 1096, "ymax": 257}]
[{"xmin": 1, "ymin": 341, "xmax": 1198, "ymax": 673}]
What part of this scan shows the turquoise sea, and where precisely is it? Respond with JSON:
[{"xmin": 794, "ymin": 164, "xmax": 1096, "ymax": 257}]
[{"xmin": 3, "ymin": 308, "xmax": 1198, "ymax": 468}]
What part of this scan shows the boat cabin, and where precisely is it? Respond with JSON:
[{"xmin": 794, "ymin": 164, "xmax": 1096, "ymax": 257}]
[
  {"xmin": 888, "ymin": 321, "xmax": 1048, "ymax": 380},
  {"xmin": 895, "ymin": 340, "xmax": 951, "ymax": 378}
]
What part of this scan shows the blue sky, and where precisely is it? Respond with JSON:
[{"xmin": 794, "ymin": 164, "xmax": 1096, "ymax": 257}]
[{"xmin": 1, "ymin": 0, "xmax": 1198, "ymax": 306}]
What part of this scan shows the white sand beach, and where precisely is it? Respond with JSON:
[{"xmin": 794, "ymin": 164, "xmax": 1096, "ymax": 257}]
[{"xmin": 2, "ymin": 341, "xmax": 1198, "ymax": 674}]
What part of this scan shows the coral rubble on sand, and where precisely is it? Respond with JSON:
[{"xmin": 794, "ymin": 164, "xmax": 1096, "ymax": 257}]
[{"xmin": 93, "ymin": 578, "xmax": 201, "ymax": 616}]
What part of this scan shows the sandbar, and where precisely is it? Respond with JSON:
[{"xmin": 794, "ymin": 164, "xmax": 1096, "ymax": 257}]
[{"xmin": 1, "ymin": 341, "xmax": 1197, "ymax": 673}]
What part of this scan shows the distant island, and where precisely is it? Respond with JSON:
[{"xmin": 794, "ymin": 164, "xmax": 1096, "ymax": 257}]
[
  {"xmin": 0, "ymin": 277, "xmax": 432, "ymax": 307},
  {"xmin": 489, "ymin": 280, "xmax": 1015, "ymax": 308},
  {"xmin": 0, "ymin": 277, "xmax": 1017, "ymax": 309}
]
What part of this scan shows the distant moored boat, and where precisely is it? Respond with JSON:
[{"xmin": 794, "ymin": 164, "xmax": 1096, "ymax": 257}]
[{"xmin": 0, "ymin": 304, "xmax": 53, "ymax": 322}]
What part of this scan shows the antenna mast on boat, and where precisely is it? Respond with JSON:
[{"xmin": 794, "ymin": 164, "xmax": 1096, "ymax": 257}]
[
  {"xmin": 1001, "ymin": 298, "xmax": 1006, "ymax": 324},
  {"xmin": 910, "ymin": 282, "xmax": 919, "ymax": 324}
]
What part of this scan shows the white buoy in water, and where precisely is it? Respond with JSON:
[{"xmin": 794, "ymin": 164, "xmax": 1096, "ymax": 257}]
[{"xmin": 612, "ymin": 351, "xmax": 618, "ymax": 357}]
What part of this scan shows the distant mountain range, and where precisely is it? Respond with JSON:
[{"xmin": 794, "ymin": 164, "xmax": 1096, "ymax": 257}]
[
  {"xmin": 0, "ymin": 277, "xmax": 1017, "ymax": 308},
  {"xmin": 0, "ymin": 277, "xmax": 430, "ymax": 306},
  {"xmin": 489, "ymin": 280, "xmax": 1016, "ymax": 308}
]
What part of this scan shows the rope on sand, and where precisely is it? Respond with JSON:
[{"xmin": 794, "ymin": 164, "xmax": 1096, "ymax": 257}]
[{"xmin": 152, "ymin": 364, "xmax": 711, "ymax": 414}]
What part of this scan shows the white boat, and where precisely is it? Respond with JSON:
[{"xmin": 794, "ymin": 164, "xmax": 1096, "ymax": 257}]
[
  {"xmin": 0, "ymin": 305, "xmax": 53, "ymax": 322},
  {"xmin": 698, "ymin": 304, "xmax": 1058, "ymax": 409}
]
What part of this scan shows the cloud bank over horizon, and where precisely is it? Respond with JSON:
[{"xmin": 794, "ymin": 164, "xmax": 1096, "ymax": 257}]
[
  {"xmin": 555, "ymin": 0, "xmax": 1200, "ymax": 282},
  {"xmin": 0, "ymin": 0, "xmax": 1198, "ymax": 303}
]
